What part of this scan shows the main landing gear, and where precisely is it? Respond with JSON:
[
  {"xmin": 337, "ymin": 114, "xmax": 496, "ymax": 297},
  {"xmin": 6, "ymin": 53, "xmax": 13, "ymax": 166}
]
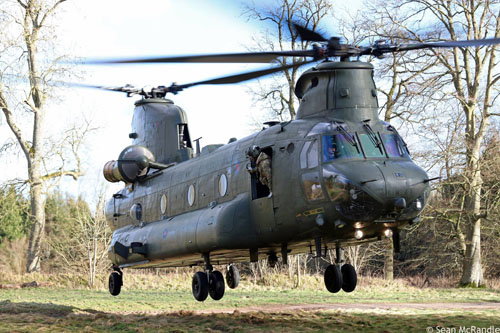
[
  {"xmin": 107, "ymin": 256, "xmax": 240, "ymax": 301},
  {"xmin": 226, "ymin": 264, "xmax": 240, "ymax": 289},
  {"xmin": 108, "ymin": 267, "xmax": 123, "ymax": 296},
  {"xmin": 324, "ymin": 245, "xmax": 357, "ymax": 293},
  {"xmin": 192, "ymin": 253, "xmax": 240, "ymax": 302}
]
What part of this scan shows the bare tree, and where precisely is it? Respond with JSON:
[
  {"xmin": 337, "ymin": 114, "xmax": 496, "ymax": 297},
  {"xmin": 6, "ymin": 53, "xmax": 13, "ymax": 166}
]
[
  {"xmin": 343, "ymin": 244, "xmax": 377, "ymax": 273},
  {"xmin": 47, "ymin": 193, "xmax": 111, "ymax": 287},
  {"xmin": 75, "ymin": 194, "xmax": 111, "ymax": 287},
  {"xmin": 244, "ymin": 0, "xmax": 332, "ymax": 120},
  {"xmin": 368, "ymin": 0, "xmax": 500, "ymax": 286},
  {"xmin": 0, "ymin": 0, "xmax": 87, "ymax": 272},
  {"xmin": 399, "ymin": 130, "xmax": 500, "ymax": 279}
]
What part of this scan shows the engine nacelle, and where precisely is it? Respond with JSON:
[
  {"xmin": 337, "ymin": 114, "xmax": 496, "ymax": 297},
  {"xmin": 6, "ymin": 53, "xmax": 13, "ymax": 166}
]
[{"xmin": 103, "ymin": 145, "xmax": 155, "ymax": 183}]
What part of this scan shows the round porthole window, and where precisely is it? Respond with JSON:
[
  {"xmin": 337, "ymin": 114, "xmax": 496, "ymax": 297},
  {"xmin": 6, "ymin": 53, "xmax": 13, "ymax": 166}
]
[
  {"xmin": 218, "ymin": 174, "xmax": 228, "ymax": 197},
  {"xmin": 130, "ymin": 203, "xmax": 142, "ymax": 220},
  {"xmin": 187, "ymin": 184, "xmax": 195, "ymax": 206},
  {"xmin": 160, "ymin": 194, "xmax": 167, "ymax": 214}
]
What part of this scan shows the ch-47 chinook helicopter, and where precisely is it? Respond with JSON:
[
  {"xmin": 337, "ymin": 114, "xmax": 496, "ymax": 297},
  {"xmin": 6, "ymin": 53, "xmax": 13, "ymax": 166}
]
[{"xmin": 85, "ymin": 23, "xmax": 500, "ymax": 302}]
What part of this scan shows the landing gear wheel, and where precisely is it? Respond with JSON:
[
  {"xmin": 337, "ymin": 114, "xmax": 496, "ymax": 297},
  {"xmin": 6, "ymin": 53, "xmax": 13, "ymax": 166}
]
[
  {"xmin": 324, "ymin": 264, "xmax": 343, "ymax": 293},
  {"xmin": 341, "ymin": 263, "xmax": 357, "ymax": 292},
  {"xmin": 108, "ymin": 271, "xmax": 122, "ymax": 296},
  {"xmin": 192, "ymin": 271, "xmax": 209, "ymax": 302},
  {"xmin": 208, "ymin": 271, "xmax": 225, "ymax": 300},
  {"xmin": 226, "ymin": 265, "xmax": 240, "ymax": 289},
  {"xmin": 268, "ymin": 253, "xmax": 278, "ymax": 268}
]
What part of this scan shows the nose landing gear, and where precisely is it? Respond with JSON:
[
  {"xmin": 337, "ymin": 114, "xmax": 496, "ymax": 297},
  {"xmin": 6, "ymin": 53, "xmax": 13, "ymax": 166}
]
[
  {"xmin": 324, "ymin": 264, "xmax": 342, "ymax": 293},
  {"xmin": 324, "ymin": 245, "xmax": 357, "ymax": 293},
  {"xmin": 341, "ymin": 263, "xmax": 357, "ymax": 292}
]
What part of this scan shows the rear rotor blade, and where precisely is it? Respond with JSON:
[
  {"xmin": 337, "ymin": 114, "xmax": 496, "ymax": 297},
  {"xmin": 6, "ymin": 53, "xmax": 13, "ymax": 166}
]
[
  {"xmin": 63, "ymin": 59, "xmax": 316, "ymax": 96},
  {"xmin": 86, "ymin": 50, "xmax": 313, "ymax": 65},
  {"xmin": 61, "ymin": 82, "xmax": 142, "ymax": 94},
  {"xmin": 174, "ymin": 59, "xmax": 315, "ymax": 91}
]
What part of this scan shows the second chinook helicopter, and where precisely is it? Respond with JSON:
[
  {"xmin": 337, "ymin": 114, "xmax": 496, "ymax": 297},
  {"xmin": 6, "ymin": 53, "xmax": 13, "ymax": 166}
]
[{"xmin": 84, "ymin": 23, "xmax": 500, "ymax": 301}]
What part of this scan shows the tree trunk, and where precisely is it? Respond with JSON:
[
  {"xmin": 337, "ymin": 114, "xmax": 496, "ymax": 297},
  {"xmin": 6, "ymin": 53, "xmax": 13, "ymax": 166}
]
[
  {"xmin": 383, "ymin": 108, "xmax": 394, "ymax": 280},
  {"xmin": 295, "ymin": 255, "xmax": 301, "ymax": 288},
  {"xmin": 460, "ymin": 156, "xmax": 485, "ymax": 286},
  {"xmin": 26, "ymin": 109, "xmax": 46, "ymax": 273},
  {"xmin": 288, "ymin": 83, "xmax": 296, "ymax": 120},
  {"xmin": 26, "ymin": 180, "xmax": 45, "ymax": 272},
  {"xmin": 460, "ymin": 217, "xmax": 483, "ymax": 286}
]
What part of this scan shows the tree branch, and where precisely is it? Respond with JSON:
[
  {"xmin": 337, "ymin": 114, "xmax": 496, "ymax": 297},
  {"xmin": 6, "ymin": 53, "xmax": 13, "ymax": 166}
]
[{"xmin": 0, "ymin": 86, "xmax": 31, "ymax": 161}]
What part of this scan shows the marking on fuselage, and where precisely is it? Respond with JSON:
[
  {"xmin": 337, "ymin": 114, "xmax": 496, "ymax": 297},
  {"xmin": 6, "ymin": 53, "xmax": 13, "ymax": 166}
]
[
  {"xmin": 234, "ymin": 161, "xmax": 240, "ymax": 175},
  {"xmin": 162, "ymin": 228, "xmax": 168, "ymax": 239},
  {"xmin": 296, "ymin": 207, "xmax": 325, "ymax": 218}
]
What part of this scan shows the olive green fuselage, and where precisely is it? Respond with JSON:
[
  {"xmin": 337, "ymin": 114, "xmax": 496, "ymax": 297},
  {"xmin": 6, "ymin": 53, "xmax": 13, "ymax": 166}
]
[{"xmin": 105, "ymin": 61, "xmax": 430, "ymax": 269}]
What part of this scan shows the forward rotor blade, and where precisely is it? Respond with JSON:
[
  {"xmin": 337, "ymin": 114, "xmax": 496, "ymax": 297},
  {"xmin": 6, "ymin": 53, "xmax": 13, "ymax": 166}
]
[
  {"xmin": 86, "ymin": 50, "xmax": 313, "ymax": 65},
  {"xmin": 174, "ymin": 59, "xmax": 315, "ymax": 91},
  {"xmin": 292, "ymin": 23, "xmax": 328, "ymax": 42},
  {"xmin": 369, "ymin": 37, "xmax": 500, "ymax": 55}
]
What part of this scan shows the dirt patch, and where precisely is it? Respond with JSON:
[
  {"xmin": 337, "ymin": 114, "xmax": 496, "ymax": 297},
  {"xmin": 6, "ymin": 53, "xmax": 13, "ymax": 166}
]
[
  {"xmin": 1, "ymin": 300, "xmax": 498, "ymax": 332},
  {"xmin": 0, "ymin": 281, "xmax": 50, "ymax": 289},
  {"xmin": 194, "ymin": 302, "xmax": 500, "ymax": 314}
]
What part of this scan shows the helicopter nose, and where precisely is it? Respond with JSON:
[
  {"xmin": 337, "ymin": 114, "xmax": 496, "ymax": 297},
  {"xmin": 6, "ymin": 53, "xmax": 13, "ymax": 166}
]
[
  {"xmin": 376, "ymin": 160, "xmax": 429, "ymax": 209},
  {"xmin": 322, "ymin": 160, "xmax": 429, "ymax": 222}
]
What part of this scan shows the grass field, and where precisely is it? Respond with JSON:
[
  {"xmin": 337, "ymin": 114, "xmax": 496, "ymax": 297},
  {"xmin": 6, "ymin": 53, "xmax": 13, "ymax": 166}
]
[{"xmin": 0, "ymin": 273, "xmax": 499, "ymax": 332}]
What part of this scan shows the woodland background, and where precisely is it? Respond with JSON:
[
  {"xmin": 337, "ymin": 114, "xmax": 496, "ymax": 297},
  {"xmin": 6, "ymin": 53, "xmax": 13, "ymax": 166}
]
[{"xmin": 0, "ymin": 0, "xmax": 499, "ymax": 289}]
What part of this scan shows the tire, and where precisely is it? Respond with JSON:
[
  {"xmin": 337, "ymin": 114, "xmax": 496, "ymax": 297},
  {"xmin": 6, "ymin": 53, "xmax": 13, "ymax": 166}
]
[
  {"xmin": 268, "ymin": 253, "xmax": 278, "ymax": 268},
  {"xmin": 108, "ymin": 271, "xmax": 122, "ymax": 296},
  {"xmin": 324, "ymin": 264, "xmax": 342, "ymax": 293},
  {"xmin": 341, "ymin": 264, "xmax": 357, "ymax": 292},
  {"xmin": 226, "ymin": 265, "xmax": 240, "ymax": 289},
  {"xmin": 192, "ymin": 271, "xmax": 209, "ymax": 302},
  {"xmin": 209, "ymin": 271, "xmax": 225, "ymax": 301}
]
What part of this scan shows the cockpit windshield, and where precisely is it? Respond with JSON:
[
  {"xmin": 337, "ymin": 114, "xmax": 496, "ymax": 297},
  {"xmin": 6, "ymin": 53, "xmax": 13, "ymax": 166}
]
[
  {"xmin": 322, "ymin": 134, "xmax": 362, "ymax": 162},
  {"xmin": 358, "ymin": 134, "xmax": 384, "ymax": 157},
  {"xmin": 322, "ymin": 132, "xmax": 411, "ymax": 161}
]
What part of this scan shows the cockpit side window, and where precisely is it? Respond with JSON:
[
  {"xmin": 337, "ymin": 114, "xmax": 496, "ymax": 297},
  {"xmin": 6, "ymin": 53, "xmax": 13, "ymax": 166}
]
[
  {"xmin": 322, "ymin": 134, "xmax": 362, "ymax": 161},
  {"xmin": 300, "ymin": 141, "xmax": 311, "ymax": 169},
  {"xmin": 381, "ymin": 133, "xmax": 410, "ymax": 158},
  {"xmin": 307, "ymin": 139, "xmax": 319, "ymax": 168},
  {"xmin": 300, "ymin": 140, "xmax": 319, "ymax": 169},
  {"xmin": 302, "ymin": 172, "xmax": 324, "ymax": 201}
]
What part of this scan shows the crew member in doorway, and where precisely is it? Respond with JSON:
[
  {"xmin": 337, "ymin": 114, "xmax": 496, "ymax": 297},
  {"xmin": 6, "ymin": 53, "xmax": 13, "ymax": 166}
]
[{"xmin": 246, "ymin": 145, "xmax": 272, "ymax": 197}]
